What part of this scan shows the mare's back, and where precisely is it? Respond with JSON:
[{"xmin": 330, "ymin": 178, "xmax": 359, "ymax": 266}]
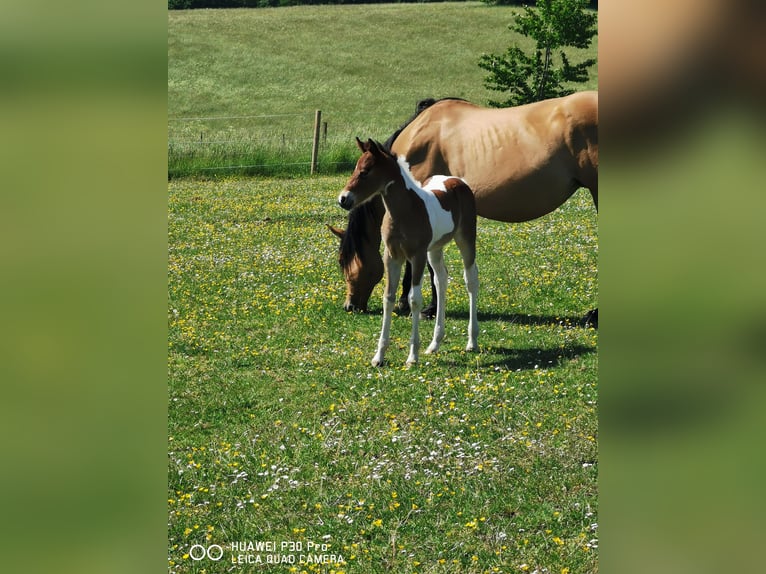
[{"xmin": 391, "ymin": 93, "xmax": 598, "ymax": 222}]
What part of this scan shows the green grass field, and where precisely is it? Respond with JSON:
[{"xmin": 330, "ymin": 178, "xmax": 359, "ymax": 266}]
[
  {"xmin": 168, "ymin": 174, "xmax": 598, "ymax": 573},
  {"xmin": 168, "ymin": 3, "xmax": 598, "ymax": 176}
]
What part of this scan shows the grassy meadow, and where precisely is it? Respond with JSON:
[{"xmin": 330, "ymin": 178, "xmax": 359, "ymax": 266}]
[
  {"xmin": 168, "ymin": 175, "xmax": 598, "ymax": 573},
  {"xmin": 168, "ymin": 3, "xmax": 598, "ymax": 176}
]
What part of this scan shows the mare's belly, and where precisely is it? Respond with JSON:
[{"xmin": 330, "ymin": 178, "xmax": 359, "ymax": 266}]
[{"xmin": 473, "ymin": 181, "xmax": 575, "ymax": 223}]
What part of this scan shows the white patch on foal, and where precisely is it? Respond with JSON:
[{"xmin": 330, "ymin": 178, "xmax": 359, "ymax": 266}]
[{"xmin": 396, "ymin": 156, "xmax": 460, "ymax": 247}]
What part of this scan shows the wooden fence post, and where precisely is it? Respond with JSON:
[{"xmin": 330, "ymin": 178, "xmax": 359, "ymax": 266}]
[{"xmin": 311, "ymin": 110, "xmax": 322, "ymax": 175}]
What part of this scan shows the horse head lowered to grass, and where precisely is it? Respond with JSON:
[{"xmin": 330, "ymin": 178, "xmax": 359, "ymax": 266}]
[
  {"xmin": 330, "ymin": 92, "xmax": 598, "ymax": 325},
  {"xmin": 337, "ymin": 137, "xmax": 479, "ymax": 366}
]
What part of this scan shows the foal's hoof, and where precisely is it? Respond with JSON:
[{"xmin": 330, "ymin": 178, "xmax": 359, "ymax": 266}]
[{"xmin": 371, "ymin": 356, "xmax": 385, "ymax": 367}]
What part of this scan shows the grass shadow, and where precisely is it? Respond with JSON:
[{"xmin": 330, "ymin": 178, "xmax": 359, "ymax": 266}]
[
  {"xmin": 444, "ymin": 310, "xmax": 597, "ymax": 329},
  {"xmin": 478, "ymin": 342, "xmax": 596, "ymax": 371}
]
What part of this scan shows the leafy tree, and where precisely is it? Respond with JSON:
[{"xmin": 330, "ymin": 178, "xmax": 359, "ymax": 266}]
[{"xmin": 478, "ymin": 0, "xmax": 597, "ymax": 107}]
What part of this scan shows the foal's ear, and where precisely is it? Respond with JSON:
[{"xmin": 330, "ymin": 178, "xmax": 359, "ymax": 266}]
[
  {"xmin": 355, "ymin": 137, "xmax": 367, "ymax": 152},
  {"xmin": 367, "ymin": 139, "xmax": 385, "ymax": 157}
]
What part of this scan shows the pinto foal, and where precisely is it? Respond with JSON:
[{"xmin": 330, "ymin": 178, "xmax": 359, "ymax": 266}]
[{"xmin": 338, "ymin": 138, "xmax": 479, "ymax": 366}]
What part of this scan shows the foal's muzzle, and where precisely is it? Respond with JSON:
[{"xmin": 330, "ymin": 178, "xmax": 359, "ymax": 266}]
[{"xmin": 337, "ymin": 192, "xmax": 354, "ymax": 211}]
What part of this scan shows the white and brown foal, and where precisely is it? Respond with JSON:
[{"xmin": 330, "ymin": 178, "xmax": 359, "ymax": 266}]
[{"xmin": 338, "ymin": 138, "xmax": 479, "ymax": 366}]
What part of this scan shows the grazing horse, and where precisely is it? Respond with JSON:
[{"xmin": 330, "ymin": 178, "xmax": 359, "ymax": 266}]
[
  {"xmin": 337, "ymin": 138, "xmax": 479, "ymax": 366},
  {"xmin": 330, "ymin": 92, "xmax": 598, "ymax": 324}
]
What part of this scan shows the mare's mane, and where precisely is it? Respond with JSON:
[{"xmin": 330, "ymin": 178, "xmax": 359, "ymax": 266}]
[
  {"xmin": 338, "ymin": 198, "xmax": 384, "ymax": 271},
  {"xmin": 338, "ymin": 97, "xmax": 467, "ymax": 273},
  {"xmin": 382, "ymin": 97, "xmax": 467, "ymax": 152}
]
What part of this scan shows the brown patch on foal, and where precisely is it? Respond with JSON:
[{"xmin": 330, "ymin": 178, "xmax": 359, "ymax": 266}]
[{"xmin": 428, "ymin": 179, "xmax": 469, "ymax": 232}]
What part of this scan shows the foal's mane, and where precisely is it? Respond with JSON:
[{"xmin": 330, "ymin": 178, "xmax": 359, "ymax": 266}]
[{"xmin": 338, "ymin": 97, "xmax": 467, "ymax": 273}]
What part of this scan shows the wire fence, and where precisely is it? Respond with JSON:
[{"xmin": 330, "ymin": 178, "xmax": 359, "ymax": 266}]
[{"xmin": 167, "ymin": 110, "xmax": 371, "ymax": 177}]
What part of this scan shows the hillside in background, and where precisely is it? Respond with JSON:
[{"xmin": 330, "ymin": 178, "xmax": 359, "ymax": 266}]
[{"xmin": 168, "ymin": 3, "xmax": 597, "ymax": 176}]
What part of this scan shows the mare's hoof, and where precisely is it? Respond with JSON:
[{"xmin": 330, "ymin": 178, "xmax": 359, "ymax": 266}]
[
  {"xmin": 394, "ymin": 300, "xmax": 411, "ymax": 316},
  {"xmin": 582, "ymin": 308, "xmax": 598, "ymax": 329},
  {"xmin": 420, "ymin": 304, "xmax": 437, "ymax": 320}
]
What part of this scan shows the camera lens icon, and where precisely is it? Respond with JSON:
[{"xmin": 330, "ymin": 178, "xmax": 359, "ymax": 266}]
[{"xmin": 189, "ymin": 544, "xmax": 224, "ymax": 561}]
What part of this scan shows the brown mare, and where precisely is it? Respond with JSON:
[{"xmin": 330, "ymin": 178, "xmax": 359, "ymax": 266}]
[
  {"xmin": 330, "ymin": 91, "xmax": 598, "ymax": 323},
  {"xmin": 337, "ymin": 138, "xmax": 479, "ymax": 366}
]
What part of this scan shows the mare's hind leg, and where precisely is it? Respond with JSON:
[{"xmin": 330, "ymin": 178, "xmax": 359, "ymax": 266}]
[
  {"xmin": 585, "ymin": 184, "xmax": 598, "ymax": 327},
  {"xmin": 372, "ymin": 250, "xmax": 402, "ymax": 367},
  {"xmin": 425, "ymin": 248, "xmax": 448, "ymax": 355},
  {"xmin": 586, "ymin": 183, "xmax": 598, "ymax": 212}
]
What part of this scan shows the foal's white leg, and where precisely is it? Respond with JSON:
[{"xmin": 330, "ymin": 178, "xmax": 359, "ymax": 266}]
[
  {"xmin": 464, "ymin": 261, "xmax": 479, "ymax": 352},
  {"xmin": 426, "ymin": 248, "xmax": 448, "ymax": 355},
  {"xmin": 372, "ymin": 252, "xmax": 402, "ymax": 367}
]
